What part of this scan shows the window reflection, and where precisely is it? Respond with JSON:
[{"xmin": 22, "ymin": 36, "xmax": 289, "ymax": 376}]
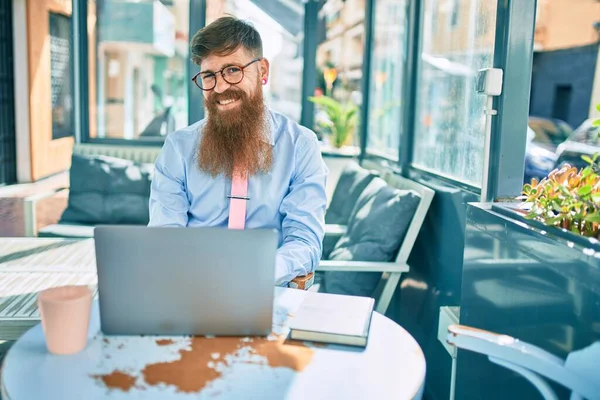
[
  {"xmin": 315, "ymin": 0, "xmax": 365, "ymax": 147},
  {"xmin": 50, "ymin": 12, "xmax": 74, "ymax": 140},
  {"xmin": 206, "ymin": 0, "xmax": 305, "ymax": 122},
  {"xmin": 366, "ymin": 0, "xmax": 408, "ymax": 159},
  {"xmin": 89, "ymin": 0, "xmax": 189, "ymax": 141},
  {"xmin": 412, "ymin": 0, "xmax": 497, "ymax": 185}
]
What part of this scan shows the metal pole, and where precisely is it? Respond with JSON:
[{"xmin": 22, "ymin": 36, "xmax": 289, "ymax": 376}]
[
  {"xmin": 73, "ymin": 0, "xmax": 89, "ymax": 143},
  {"xmin": 358, "ymin": 0, "xmax": 375, "ymax": 163},
  {"xmin": 485, "ymin": 0, "xmax": 537, "ymax": 201},
  {"xmin": 188, "ymin": 0, "xmax": 206, "ymax": 125},
  {"xmin": 300, "ymin": 0, "xmax": 319, "ymax": 129},
  {"xmin": 399, "ymin": 0, "xmax": 424, "ymax": 174}
]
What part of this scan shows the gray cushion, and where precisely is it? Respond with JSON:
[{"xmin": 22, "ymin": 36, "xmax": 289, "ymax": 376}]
[
  {"xmin": 323, "ymin": 161, "xmax": 378, "ymax": 259},
  {"xmin": 60, "ymin": 154, "xmax": 154, "ymax": 225},
  {"xmin": 323, "ymin": 177, "xmax": 421, "ymax": 297},
  {"xmin": 325, "ymin": 161, "xmax": 378, "ymax": 225}
]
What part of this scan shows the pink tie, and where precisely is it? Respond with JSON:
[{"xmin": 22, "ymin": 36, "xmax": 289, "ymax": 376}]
[{"xmin": 228, "ymin": 166, "xmax": 248, "ymax": 229}]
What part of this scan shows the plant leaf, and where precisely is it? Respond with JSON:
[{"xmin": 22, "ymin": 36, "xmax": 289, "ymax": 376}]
[
  {"xmin": 545, "ymin": 217, "xmax": 562, "ymax": 225},
  {"xmin": 592, "ymin": 193, "xmax": 600, "ymax": 203},
  {"xmin": 578, "ymin": 185, "xmax": 592, "ymax": 196},
  {"xmin": 585, "ymin": 212, "xmax": 600, "ymax": 223},
  {"xmin": 309, "ymin": 96, "xmax": 341, "ymax": 109},
  {"xmin": 552, "ymin": 198, "xmax": 562, "ymax": 208},
  {"xmin": 310, "ymin": 95, "xmax": 358, "ymax": 147},
  {"xmin": 525, "ymin": 212, "xmax": 537, "ymax": 220},
  {"xmin": 582, "ymin": 155, "xmax": 593, "ymax": 165}
]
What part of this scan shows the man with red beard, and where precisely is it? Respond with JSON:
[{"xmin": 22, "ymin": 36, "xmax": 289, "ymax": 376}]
[{"xmin": 148, "ymin": 17, "xmax": 328, "ymax": 287}]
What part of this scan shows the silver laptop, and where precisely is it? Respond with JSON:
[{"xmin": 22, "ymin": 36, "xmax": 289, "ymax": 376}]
[{"xmin": 94, "ymin": 226, "xmax": 278, "ymax": 336}]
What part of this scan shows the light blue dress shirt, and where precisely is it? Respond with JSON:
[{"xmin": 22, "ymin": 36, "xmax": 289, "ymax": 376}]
[{"xmin": 148, "ymin": 110, "xmax": 328, "ymax": 286}]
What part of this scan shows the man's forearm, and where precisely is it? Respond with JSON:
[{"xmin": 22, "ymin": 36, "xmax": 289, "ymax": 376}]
[{"xmin": 274, "ymin": 237, "xmax": 320, "ymax": 286}]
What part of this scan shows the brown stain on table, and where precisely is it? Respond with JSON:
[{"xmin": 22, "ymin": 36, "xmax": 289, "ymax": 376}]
[
  {"xmin": 94, "ymin": 335, "xmax": 314, "ymax": 393},
  {"xmin": 156, "ymin": 339, "xmax": 175, "ymax": 346},
  {"xmin": 142, "ymin": 337, "xmax": 241, "ymax": 393},
  {"xmin": 93, "ymin": 371, "xmax": 136, "ymax": 391},
  {"xmin": 251, "ymin": 337, "xmax": 314, "ymax": 371}
]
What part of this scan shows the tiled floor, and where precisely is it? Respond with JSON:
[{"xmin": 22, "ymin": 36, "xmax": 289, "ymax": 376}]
[{"xmin": 0, "ymin": 173, "xmax": 69, "ymax": 237}]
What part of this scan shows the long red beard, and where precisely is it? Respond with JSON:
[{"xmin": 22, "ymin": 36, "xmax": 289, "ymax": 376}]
[{"xmin": 197, "ymin": 82, "xmax": 273, "ymax": 178}]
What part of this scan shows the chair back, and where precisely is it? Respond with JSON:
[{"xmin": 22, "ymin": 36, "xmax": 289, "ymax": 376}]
[
  {"xmin": 73, "ymin": 143, "xmax": 161, "ymax": 164},
  {"xmin": 325, "ymin": 160, "xmax": 379, "ymax": 225},
  {"xmin": 362, "ymin": 160, "xmax": 435, "ymax": 263}
]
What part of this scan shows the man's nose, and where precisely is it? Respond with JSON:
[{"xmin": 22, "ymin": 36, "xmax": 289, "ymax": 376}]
[{"xmin": 213, "ymin": 74, "xmax": 231, "ymax": 94}]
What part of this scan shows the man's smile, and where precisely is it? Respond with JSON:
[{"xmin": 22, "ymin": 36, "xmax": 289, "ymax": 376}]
[{"xmin": 216, "ymin": 98, "xmax": 241, "ymax": 109}]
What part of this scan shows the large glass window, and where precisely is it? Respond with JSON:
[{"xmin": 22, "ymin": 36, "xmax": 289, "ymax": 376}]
[
  {"xmin": 206, "ymin": 0, "xmax": 305, "ymax": 122},
  {"xmin": 412, "ymin": 0, "xmax": 497, "ymax": 185},
  {"xmin": 50, "ymin": 12, "xmax": 74, "ymax": 140},
  {"xmin": 366, "ymin": 0, "xmax": 409, "ymax": 159},
  {"xmin": 315, "ymin": 0, "xmax": 365, "ymax": 147},
  {"xmin": 89, "ymin": 0, "xmax": 189, "ymax": 142}
]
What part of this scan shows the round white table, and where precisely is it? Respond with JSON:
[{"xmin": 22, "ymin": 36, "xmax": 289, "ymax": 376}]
[{"xmin": 1, "ymin": 288, "xmax": 426, "ymax": 399}]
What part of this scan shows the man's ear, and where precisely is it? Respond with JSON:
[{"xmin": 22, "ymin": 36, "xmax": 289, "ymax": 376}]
[{"xmin": 259, "ymin": 58, "xmax": 270, "ymax": 81}]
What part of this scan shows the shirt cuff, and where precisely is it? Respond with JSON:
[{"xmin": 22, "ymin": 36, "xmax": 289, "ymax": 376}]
[{"xmin": 274, "ymin": 254, "xmax": 291, "ymax": 286}]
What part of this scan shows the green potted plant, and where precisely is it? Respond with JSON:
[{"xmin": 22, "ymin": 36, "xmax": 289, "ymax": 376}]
[
  {"xmin": 518, "ymin": 104, "xmax": 600, "ymax": 238},
  {"xmin": 309, "ymin": 95, "xmax": 358, "ymax": 149}
]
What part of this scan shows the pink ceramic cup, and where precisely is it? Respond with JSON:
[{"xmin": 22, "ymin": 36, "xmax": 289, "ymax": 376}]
[{"xmin": 38, "ymin": 285, "xmax": 93, "ymax": 355}]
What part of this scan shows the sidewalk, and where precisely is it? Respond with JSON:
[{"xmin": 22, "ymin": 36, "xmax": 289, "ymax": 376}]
[{"xmin": 0, "ymin": 173, "xmax": 69, "ymax": 237}]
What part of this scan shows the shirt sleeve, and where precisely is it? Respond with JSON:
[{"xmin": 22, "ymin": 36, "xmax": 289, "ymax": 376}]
[
  {"xmin": 275, "ymin": 134, "xmax": 328, "ymax": 285},
  {"xmin": 148, "ymin": 135, "xmax": 190, "ymax": 227}
]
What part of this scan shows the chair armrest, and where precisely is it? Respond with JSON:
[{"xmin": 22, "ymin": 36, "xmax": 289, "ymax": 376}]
[
  {"xmin": 322, "ymin": 225, "xmax": 347, "ymax": 260},
  {"xmin": 289, "ymin": 272, "xmax": 314, "ymax": 290},
  {"xmin": 446, "ymin": 324, "xmax": 564, "ymax": 366},
  {"xmin": 446, "ymin": 324, "xmax": 599, "ymax": 399},
  {"xmin": 324, "ymin": 224, "xmax": 347, "ymax": 237},
  {"xmin": 23, "ymin": 187, "xmax": 69, "ymax": 237},
  {"xmin": 317, "ymin": 260, "xmax": 409, "ymax": 273}
]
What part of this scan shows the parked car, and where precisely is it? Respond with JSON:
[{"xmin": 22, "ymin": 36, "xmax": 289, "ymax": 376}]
[
  {"xmin": 555, "ymin": 119, "xmax": 600, "ymax": 171},
  {"xmin": 524, "ymin": 117, "xmax": 573, "ymax": 183}
]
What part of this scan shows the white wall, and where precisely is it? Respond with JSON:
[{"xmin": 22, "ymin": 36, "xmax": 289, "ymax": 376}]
[{"xmin": 12, "ymin": 0, "xmax": 32, "ymax": 183}]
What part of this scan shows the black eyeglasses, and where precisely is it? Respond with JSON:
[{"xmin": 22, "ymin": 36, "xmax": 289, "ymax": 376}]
[{"xmin": 192, "ymin": 58, "xmax": 261, "ymax": 91}]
